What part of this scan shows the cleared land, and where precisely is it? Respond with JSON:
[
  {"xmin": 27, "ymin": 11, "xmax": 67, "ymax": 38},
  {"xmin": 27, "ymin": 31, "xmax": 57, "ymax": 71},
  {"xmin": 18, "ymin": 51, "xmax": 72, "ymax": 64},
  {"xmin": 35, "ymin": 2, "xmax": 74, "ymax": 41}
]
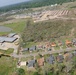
[{"xmin": 33, "ymin": 9, "xmax": 76, "ymax": 22}]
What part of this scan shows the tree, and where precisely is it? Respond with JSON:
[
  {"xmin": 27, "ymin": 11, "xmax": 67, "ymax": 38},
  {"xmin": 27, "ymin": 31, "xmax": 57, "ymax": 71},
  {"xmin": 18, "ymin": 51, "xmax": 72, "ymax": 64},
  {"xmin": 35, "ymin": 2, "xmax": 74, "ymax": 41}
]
[
  {"xmin": 17, "ymin": 68, "xmax": 25, "ymax": 75},
  {"xmin": 33, "ymin": 72, "xmax": 40, "ymax": 75}
]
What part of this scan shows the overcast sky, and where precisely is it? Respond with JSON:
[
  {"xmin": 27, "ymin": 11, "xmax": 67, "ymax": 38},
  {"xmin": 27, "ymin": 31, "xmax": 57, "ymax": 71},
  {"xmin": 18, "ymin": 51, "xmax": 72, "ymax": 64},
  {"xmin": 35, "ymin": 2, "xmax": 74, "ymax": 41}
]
[{"xmin": 0, "ymin": 0, "xmax": 30, "ymax": 7}]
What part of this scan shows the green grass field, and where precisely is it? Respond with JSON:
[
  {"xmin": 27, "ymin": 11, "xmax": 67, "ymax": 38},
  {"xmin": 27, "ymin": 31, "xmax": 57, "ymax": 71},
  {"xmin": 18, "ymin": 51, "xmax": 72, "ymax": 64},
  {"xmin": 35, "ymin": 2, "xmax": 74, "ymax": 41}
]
[
  {"xmin": 0, "ymin": 20, "xmax": 26, "ymax": 36},
  {"xmin": 0, "ymin": 57, "xmax": 17, "ymax": 75},
  {"xmin": 23, "ymin": 42, "xmax": 38, "ymax": 48},
  {"xmin": 0, "ymin": 32, "xmax": 10, "ymax": 36},
  {"xmin": 0, "ymin": 49, "xmax": 14, "ymax": 55},
  {"xmin": 5, "ymin": 21, "xmax": 26, "ymax": 33}
]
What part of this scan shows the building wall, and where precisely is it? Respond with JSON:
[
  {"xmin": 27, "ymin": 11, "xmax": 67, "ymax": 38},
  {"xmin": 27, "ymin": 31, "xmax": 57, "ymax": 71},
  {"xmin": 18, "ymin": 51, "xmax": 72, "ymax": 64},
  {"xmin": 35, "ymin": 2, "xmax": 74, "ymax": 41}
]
[
  {"xmin": 0, "ymin": 40, "xmax": 19, "ymax": 50},
  {"xmin": 0, "ymin": 34, "xmax": 19, "ymax": 50}
]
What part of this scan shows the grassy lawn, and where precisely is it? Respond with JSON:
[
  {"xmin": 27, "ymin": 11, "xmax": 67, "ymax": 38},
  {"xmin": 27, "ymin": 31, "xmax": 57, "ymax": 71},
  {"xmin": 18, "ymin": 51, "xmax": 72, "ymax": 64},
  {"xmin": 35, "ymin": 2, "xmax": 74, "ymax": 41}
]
[
  {"xmin": 22, "ymin": 51, "xmax": 30, "ymax": 55},
  {"xmin": 0, "ymin": 32, "xmax": 10, "ymax": 36},
  {"xmin": 54, "ymin": 46, "xmax": 60, "ymax": 50},
  {"xmin": 0, "ymin": 20, "xmax": 26, "ymax": 36},
  {"xmin": 23, "ymin": 42, "xmax": 38, "ymax": 48},
  {"xmin": 62, "ymin": 45, "xmax": 67, "ymax": 49},
  {"xmin": 0, "ymin": 57, "xmax": 17, "ymax": 75},
  {"xmin": 5, "ymin": 21, "xmax": 26, "ymax": 33},
  {"xmin": 21, "ymin": 56, "xmax": 34, "ymax": 61},
  {"xmin": 0, "ymin": 48, "xmax": 14, "ymax": 55}
]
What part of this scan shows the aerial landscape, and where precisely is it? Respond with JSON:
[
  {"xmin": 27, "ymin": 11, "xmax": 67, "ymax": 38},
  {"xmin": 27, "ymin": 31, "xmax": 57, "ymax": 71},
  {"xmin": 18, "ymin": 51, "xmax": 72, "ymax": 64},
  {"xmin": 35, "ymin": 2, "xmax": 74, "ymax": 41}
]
[{"xmin": 0, "ymin": 0, "xmax": 76, "ymax": 75}]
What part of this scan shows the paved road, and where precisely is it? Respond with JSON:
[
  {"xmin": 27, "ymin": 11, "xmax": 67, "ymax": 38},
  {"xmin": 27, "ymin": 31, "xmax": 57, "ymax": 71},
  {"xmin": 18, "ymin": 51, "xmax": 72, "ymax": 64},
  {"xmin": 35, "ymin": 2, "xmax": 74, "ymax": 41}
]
[{"xmin": 11, "ymin": 47, "xmax": 76, "ymax": 58}]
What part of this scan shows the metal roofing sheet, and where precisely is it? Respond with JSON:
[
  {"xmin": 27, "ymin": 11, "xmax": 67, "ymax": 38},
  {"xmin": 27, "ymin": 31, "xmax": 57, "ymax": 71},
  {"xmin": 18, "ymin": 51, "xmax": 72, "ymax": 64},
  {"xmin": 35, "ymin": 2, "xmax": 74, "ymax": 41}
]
[
  {"xmin": 8, "ymin": 33, "xmax": 16, "ymax": 37},
  {"xmin": 0, "ymin": 37, "xmax": 17, "ymax": 43}
]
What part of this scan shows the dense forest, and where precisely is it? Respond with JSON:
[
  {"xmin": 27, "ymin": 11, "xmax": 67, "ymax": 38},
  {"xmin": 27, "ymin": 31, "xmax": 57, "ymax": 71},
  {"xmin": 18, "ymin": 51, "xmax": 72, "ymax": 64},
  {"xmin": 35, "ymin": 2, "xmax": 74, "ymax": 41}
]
[{"xmin": 0, "ymin": 0, "xmax": 76, "ymax": 12}]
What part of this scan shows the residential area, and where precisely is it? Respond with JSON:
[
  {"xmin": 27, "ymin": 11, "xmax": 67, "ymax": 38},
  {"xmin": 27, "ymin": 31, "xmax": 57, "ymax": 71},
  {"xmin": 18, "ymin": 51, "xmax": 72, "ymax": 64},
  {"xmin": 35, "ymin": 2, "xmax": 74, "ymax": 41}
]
[
  {"xmin": 0, "ymin": 0, "xmax": 76, "ymax": 75},
  {"xmin": 0, "ymin": 32, "xmax": 76, "ymax": 74},
  {"xmin": 18, "ymin": 50, "xmax": 76, "ymax": 70}
]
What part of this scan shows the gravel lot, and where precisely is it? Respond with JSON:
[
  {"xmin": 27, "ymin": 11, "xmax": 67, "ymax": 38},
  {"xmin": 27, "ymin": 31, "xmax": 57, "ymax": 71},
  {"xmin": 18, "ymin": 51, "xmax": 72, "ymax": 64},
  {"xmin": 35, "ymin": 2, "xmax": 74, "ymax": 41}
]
[{"xmin": 0, "ymin": 26, "xmax": 12, "ymax": 32}]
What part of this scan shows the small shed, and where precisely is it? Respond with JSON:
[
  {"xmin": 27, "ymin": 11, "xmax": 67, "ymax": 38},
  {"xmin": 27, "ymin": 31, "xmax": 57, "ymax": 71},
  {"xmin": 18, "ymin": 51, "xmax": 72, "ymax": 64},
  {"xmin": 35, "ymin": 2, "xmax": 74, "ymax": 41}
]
[{"xmin": 20, "ymin": 61, "xmax": 27, "ymax": 66}]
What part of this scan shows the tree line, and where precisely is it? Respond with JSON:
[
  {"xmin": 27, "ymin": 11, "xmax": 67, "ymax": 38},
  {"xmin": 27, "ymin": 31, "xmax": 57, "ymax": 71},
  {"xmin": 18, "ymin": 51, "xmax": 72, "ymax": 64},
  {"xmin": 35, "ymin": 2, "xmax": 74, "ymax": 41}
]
[{"xmin": 0, "ymin": 0, "xmax": 76, "ymax": 12}]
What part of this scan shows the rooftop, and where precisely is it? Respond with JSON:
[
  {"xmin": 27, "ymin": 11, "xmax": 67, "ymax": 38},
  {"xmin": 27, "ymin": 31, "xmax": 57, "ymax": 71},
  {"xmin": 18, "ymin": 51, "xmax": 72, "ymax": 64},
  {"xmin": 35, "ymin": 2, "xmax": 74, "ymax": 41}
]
[
  {"xmin": 29, "ymin": 46, "xmax": 36, "ymax": 51},
  {"xmin": 0, "ymin": 36, "xmax": 17, "ymax": 43},
  {"xmin": 64, "ymin": 53, "xmax": 73, "ymax": 61},
  {"xmin": 46, "ymin": 55, "xmax": 55, "ymax": 64},
  {"xmin": 8, "ymin": 33, "xmax": 16, "ymax": 37},
  {"xmin": 56, "ymin": 54, "xmax": 64, "ymax": 63},
  {"xmin": 66, "ymin": 40, "xmax": 72, "ymax": 45},
  {"xmin": 73, "ymin": 51, "xmax": 76, "ymax": 56},
  {"xmin": 37, "ymin": 57, "xmax": 44, "ymax": 66},
  {"xmin": 28, "ymin": 60, "xmax": 36, "ymax": 67}
]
